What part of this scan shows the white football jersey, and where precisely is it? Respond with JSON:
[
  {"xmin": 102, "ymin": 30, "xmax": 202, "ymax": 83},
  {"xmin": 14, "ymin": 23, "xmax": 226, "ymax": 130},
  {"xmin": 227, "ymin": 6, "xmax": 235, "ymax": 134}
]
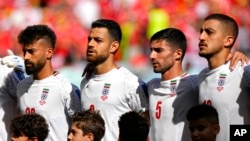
[
  {"xmin": 148, "ymin": 73, "xmax": 199, "ymax": 141},
  {"xmin": 0, "ymin": 64, "xmax": 24, "ymax": 141},
  {"xmin": 17, "ymin": 72, "xmax": 81, "ymax": 141},
  {"xmin": 198, "ymin": 62, "xmax": 250, "ymax": 141},
  {"xmin": 80, "ymin": 67, "xmax": 148, "ymax": 141}
]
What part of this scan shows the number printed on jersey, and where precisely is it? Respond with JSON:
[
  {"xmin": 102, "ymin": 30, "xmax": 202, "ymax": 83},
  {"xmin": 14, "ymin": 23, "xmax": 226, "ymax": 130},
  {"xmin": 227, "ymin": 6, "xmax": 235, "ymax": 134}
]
[{"xmin": 155, "ymin": 101, "xmax": 162, "ymax": 119}]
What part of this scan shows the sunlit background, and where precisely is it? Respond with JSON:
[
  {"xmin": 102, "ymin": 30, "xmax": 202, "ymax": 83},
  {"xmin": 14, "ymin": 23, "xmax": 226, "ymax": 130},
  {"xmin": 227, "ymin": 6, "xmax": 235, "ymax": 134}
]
[{"xmin": 0, "ymin": 0, "xmax": 250, "ymax": 86}]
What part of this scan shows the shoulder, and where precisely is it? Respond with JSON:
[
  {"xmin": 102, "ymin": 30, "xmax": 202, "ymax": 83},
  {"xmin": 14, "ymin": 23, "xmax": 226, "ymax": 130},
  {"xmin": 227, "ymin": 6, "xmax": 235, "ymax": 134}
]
[
  {"xmin": 147, "ymin": 78, "xmax": 161, "ymax": 85},
  {"xmin": 17, "ymin": 77, "xmax": 33, "ymax": 93},
  {"xmin": 19, "ymin": 76, "xmax": 33, "ymax": 84},
  {"xmin": 117, "ymin": 66, "xmax": 138, "ymax": 78},
  {"xmin": 182, "ymin": 74, "xmax": 198, "ymax": 83},
  {"xmin": 241, "ymin": 65, "xmax": 250, "ymax": 87},
  {"xmin": 117, "ymin": 66, "xmax": 142, "ymax": 83},
  {"xmin": 52, "ymin": 72, "xmax": 73, "ymax": 91},
  {"xmin": 53, "ymin": 72, "xmax": 72, "ymax": 84},
  {"xmin": 243, "ymin": 64, "xmax": 250, "ymax": 72},
  {"xmin": 180, "ymin": 74, "xmax": 199, "ymax": 90},
  {"xmin": 117, "ymin": 66, "xmax": 147, "ymax": 92},
  {"xmin": 198, "ymin": 67, "xmax": 209, "ymax": 82},
  {"xmin": 199, "ymin": 67, "xmax": 209, "ymax": 75},
  {"xmin": 146, "ymin": 78, "xmax": 161, "ymax": 92}
]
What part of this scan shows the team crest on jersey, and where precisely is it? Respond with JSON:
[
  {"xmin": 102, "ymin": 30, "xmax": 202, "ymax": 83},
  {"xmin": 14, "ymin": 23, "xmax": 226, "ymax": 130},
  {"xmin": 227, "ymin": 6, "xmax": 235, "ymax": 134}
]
[
  {"xmin": 39, "ymin": 88, "xmax": 49, "ymax": 105},
  {"xmin": 169, "ymin": 80, "xmax": 177, "ymax": 96},
  {"xmin": 217, "ymin": 73, "xmax": 227, "ymax": 92},
  {"xmin": 101, "ymin": 83, "xmax": 111, "ymax": 101}
]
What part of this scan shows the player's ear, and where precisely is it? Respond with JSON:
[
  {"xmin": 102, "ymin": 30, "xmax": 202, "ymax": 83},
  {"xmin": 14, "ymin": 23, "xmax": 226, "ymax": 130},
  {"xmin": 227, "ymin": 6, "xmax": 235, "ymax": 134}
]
[
  {"xmin": 46, "ymin": 47, "xmax": 54, "ymax": 59},
  {"xmin": 86, "ymin": 133, "xmax": 94, "ymax": 141},
  {"xmin": 174, "ymin": 49, "xmax": 183, "ymax": 61},
  {"xmin": 110, "ymin": 41, "xmax": 119, "ymax": 54},
  {"xmin": 224, "ymin": 35, "xmax": 234, "ymax": 48},
  {"xmin": 214, "ymin": 124, "xmax": 220, "ymax": 135}
]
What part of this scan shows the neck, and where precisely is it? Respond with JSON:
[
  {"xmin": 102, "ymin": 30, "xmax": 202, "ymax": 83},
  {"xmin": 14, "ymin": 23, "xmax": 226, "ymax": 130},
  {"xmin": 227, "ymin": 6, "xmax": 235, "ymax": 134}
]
[
  {"xmin": 33, "ymin": 63, "xmax": 54, "ymax": 80},
  {"xmin": 207, "ymin": 51, "xmax": 230, "ymax": 70},
  {"xmin": 94, "ymin": 59, "xmax": 118, "ymax": 75},
  {"xmin": 161, "ymin": 64, "xmax": 184, "ymax": 81}
]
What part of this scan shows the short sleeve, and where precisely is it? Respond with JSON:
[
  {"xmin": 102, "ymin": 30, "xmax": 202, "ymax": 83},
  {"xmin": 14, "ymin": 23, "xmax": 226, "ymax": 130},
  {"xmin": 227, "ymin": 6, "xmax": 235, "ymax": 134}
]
[{"xmin": 125, "ymin": 77, "xmax": 149, "ymax": 113}]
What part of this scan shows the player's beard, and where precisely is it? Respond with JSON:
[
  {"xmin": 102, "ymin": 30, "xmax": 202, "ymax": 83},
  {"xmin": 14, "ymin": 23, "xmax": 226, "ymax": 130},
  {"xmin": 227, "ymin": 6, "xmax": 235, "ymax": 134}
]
[
  {"xmin": 25, "ymin": 58, "xmax": 46, "ymax": 75},
  {"xmin": 87, "ymin": 52, "xmax": 109, "ymax": 66}
]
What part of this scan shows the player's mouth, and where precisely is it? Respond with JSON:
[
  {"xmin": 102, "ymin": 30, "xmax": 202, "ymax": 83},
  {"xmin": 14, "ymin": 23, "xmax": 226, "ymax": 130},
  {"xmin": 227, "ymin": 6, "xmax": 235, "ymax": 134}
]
[
  {"xmin": 25, "ymin": 61, "xmax": 33, "ymax": 67},
  {"xmin": 87, "ymin": 49, "xmax": 95, "ymax": 56},
  {"xmin": 151, "ymin": 61, "xmax": 159, "ymax": 68},
  {"xmin": 198, "ymin": 42, "xmax": 207, "ymax": 49}
]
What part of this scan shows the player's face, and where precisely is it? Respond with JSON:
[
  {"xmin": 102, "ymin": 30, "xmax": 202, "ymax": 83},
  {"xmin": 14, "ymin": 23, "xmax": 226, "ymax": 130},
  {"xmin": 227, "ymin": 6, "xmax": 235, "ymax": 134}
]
[
  {"xmin": 198, "ymin": 19, "xmax": 226, "ymax": 59},
  {"xmin": 23, "ymin": 38, "xmax": 52, "ymax": 75},
  {"xmin": 86, "ymin": 27, "xmax": 114, "ymax": 65},
  {"xmin": 189, "ymin": 118, "xmax": 219, "ymax": 141},
  {"xmin": 68, "ymin": 123, "xmax": 93, "ymax": 141},
  {"xmin": 150, "ymin": 39, "xmax": 175, "ymax": 74}
]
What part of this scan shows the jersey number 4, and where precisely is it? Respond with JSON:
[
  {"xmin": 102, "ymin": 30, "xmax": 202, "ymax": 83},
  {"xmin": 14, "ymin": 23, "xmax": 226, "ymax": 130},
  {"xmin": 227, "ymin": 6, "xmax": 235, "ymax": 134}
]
[{"xmin": 155, "ymin": 101, "xmax": 162, "ymax": 119}]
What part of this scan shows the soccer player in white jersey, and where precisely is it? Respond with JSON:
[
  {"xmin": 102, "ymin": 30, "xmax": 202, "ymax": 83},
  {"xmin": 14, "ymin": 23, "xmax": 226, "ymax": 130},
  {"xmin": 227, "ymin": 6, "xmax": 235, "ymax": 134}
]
[
  {"xmin": 147, "ymin": 28, "xmax": 199, "ymax": 141},
  {"xmin": 0, "ymin": 52, "xmax": 25, "ymax": 141},
  {"xmin": 146, "ymin": 27, "xmax": 247, "ymax": 141},
  {"xmin": 198, "ymin": 13, "xmax": 250, "ymax": 141},
  {"xmin": 16, "ymin": 25, "xmax": 81, "ymax": 141},
  {"xmin": 81, "ymin": 19, "xmax": 148, "ymax": 141}
]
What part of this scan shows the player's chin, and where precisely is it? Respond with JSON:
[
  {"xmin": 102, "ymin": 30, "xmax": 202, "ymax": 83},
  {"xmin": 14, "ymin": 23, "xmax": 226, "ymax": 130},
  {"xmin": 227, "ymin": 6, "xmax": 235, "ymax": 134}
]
[
  {"xmin": 198, "ymin": 51, "xmax": 208, "ymax": 58},
  {"xmin": 153, "ymin": 68, "xmax": 161, "ymax": 73},
  {"xmin": 86, "ymin": 57, "xmax": 96, "ymax": 62},
  {"xmin": 25, "ymin": 70, "xmax": 34, "ymax": 75}
]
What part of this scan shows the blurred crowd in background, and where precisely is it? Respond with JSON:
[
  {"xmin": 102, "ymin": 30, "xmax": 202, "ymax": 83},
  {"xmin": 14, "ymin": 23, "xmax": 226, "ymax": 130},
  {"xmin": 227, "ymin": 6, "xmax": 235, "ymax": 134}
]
[{"xmin": 0, "ymin": 0, "xmax": 250, "ymax": 85}]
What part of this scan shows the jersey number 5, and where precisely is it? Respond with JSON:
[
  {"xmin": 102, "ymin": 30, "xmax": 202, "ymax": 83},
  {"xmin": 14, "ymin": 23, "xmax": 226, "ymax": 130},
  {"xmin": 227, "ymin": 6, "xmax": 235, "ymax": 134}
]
[{"xmin": 155, "ymin": 101, "xmax": 162, "ymax": 119}]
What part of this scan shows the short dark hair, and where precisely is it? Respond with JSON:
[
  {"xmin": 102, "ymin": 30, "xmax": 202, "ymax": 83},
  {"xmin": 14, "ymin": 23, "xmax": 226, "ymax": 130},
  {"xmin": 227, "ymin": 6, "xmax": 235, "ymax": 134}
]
[
  {"xmin": 150, "ymin": 28, "xmax": 187, "ymax": 60},
  {"xmin": 18, "ymin": 24, "xmax": 56, "ymax": 48},
  {"xmin": 205, "ymin": 13, "xmax": 238, "ymax": 45},
  {"xmin": 72, "ymin": 110, "xmax": 105, "ymax": 141},
  {"xmin": 10, "ymin": 113, "xmax": 49, "ymax": 141},
  {"xmin": 186, "ymin": 104, "xmax": 219, "ymax": 125},
  {"xmin": 91, "ymin": 19, "xmax": 122, "ymax": 43},
  {"xmin": 118, "ymin": 111, "xmax": 149, "ymax": 141}
]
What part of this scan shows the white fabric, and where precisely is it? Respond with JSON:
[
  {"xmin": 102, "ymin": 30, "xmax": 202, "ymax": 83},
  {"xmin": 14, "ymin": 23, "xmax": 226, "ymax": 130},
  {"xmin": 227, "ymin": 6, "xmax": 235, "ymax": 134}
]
[
  {"xmin": 80, "ymin": 67, "xmax": 148, "ymax": 141},
  {"xmin": 17, "ymin": 72, "xmax": 81, "ymax": 141},
  {"xmin": 148, "ymin": 74, "xmax": 199, "ymax": 141},
  {"xmin": 198, "ymin": 62, "xmax": 250, "ymax": 141}
]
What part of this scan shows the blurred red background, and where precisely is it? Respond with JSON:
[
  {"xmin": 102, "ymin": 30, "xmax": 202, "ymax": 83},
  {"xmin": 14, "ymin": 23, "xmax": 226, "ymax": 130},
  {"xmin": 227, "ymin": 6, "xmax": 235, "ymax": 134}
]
[{"xmin": 0, "ymin": 0, "xmax": 249, "ymax": 83}]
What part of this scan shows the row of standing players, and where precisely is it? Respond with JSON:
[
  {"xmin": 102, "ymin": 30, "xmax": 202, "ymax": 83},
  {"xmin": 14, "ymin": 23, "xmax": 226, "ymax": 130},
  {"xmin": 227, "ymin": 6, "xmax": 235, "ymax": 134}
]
[{"xmin": 1, "ymin": 13, "xmax": 250, "ymax": 141}]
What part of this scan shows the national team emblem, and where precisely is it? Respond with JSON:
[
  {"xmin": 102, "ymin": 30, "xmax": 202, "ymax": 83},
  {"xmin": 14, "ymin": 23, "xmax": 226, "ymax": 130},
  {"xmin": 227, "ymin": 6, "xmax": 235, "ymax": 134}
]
[
  {"xmin": 39, "ymin": 88, "xmax": 49, "ymax": 105},
  {"xmin": 101, "ymin": 83, "xmax": 111, "ymax": 101},
  {"xmin": 217, "ymin": 73, "xmax": 227, "ymax": 92},
  {"xmin": 170, "ymin": 80, "xmax": 177, "ymax": 96}
]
